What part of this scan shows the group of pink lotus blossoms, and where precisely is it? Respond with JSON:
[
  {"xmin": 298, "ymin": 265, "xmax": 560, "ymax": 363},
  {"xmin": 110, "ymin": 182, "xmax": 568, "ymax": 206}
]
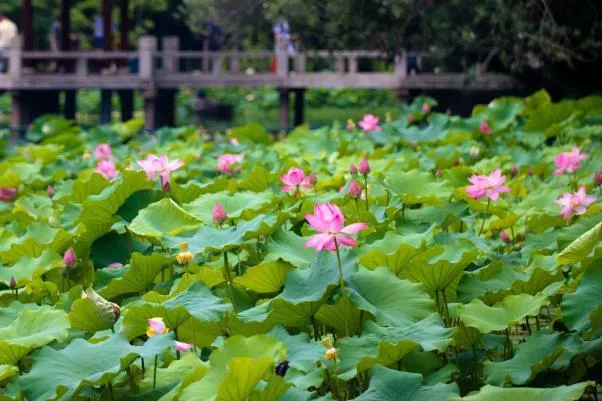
[
  {"xmin": 137, "ymin": 154, "xmax": 184, "ymax": 192},
  {"xmin": 465, "ymin": 146, "xmax": 596, "ymax": 221},
  {"xmin": 94, "ymin": 144, "xmax": 118, "ymax": 180}
]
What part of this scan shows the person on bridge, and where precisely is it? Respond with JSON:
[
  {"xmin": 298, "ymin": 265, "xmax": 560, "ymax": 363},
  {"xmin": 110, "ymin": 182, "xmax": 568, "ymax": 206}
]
[{"xmin": 0, "ymin": 12, "xmax": 17, "ymax": 73}]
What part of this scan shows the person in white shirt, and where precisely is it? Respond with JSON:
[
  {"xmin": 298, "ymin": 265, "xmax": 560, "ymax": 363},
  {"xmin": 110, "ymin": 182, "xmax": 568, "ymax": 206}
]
[{"xmin": 0, "ymin": 12, "xmax": 18, "ymax": 73}]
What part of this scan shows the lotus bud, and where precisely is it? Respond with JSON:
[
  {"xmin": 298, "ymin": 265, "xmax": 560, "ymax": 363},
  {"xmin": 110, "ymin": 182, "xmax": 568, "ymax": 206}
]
[
  {"xmin": 81, "ymin": 288, "xmax": 120, "ymax": 327},
  {"xmin": 434, "ymin": 168, "xmax": 441, "ymax": 177},
  {"xmin": 147, "ymin": 317, "xmax": 169, "ymax": 336},
  {"xmin": 594, "ymin": 171, "xmax": 602, "ymax": 186},
  {"xmin": 212, "ymin": 203, "xmax": 227, "ymax": 225},
  {"xmin": 407, "ymin": 113, "xmax": 415, "ymax": 124},
  {"xmin": 47, "ymin": 185, "xmax": 55, "ymax": 197},
  {"xmin": 307, "ymin": 172, "xmax": 317, "ymax": 185},
  {"xmin": 9, "ymin": 276, "xmax": 16, "ymax": 288},
  {"xmin": 511, "ymin": 165, "xmax": 518, "ymax": 177},
  {"xmin": 500, "ymin": 230, "xmax": 511, "ymax": 244},
  {"xmin": 176, "ymin": 242, "xmax": 193, "ymax": 265},
  {"xmin": 63, "ymin": 248, "xmax": 77, "ymax": 268},
  {"xmin": 358, "ymin": 158, "xmax": 371, "ymax": 176},
  {"xmin": 480, "ymin": 121, "xmax": 492, "ymax": 135},
  {"xmin": 422, "ymin": 103, "xmax": 431, "ymax": 113},
  {"xmin": 348, "ymin": 180, "xmax": 362, "ymax": 199},
  {"xmin": 349, "ymin": 164, "xmax": 358, "ymax": 175},
  {"xmin": 325, "ymin": 347, "xmax": 337, "ymax": 360}
]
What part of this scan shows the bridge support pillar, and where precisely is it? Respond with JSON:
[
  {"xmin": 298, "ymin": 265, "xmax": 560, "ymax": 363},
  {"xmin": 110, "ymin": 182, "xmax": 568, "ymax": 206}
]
[
  {"xmin": 293, "ymin": 88, "xmax": 305, "ymax": 126},
  {"xmin": 142, "ymin": 89, "xmax": 175, "ymax": 129},
  {"xmin": 10, "ymin": 92, "xmax": 24, "ymax": 134},
  {"xmin": 64, "ymin": 90, "xmax": 77, "ymax": 120},
  {"xmin": 278, "ymin": 88, "xmax": 289, "ymax": 131},
  {"xmin": 100, "ymin": 90, "xmax": 112, "ymax": 124},
  {"xmin": 119, "ymin": 90, "xmax": 134, "ymax": 121}
]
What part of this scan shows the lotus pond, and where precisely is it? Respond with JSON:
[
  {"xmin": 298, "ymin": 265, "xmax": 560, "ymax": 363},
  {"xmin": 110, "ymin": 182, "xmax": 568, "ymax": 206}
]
[{"xmin": 0, "ymin": 90, "xmax": 601, "ymax": 401}]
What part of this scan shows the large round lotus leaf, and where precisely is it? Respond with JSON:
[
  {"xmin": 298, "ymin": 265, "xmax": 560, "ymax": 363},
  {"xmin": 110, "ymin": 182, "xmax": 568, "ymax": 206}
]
[
  {"xmin": 0, "ymin": 307, "xmax": 70, "ymax": 365},
  {"xmin": 0, "ymin": 222, "xmax": 74, "ymax": 265},
  {"xmin": 19, "ymin": 333, "xmax": 175, "ymax": 401},
  {"xmin": 139, "ymin": 351, "xmax": 208, "ymax": 392},
  {"xmin": 348, "ymin": 267, "xmax": 436, "ymax": 327},
  {"xmin": 183, "ymin": 191, "xmax": 273, "ymax": 222},
  {"xmin": 457, "ymin": 294, "xmax": 549, "ymax": 333},
  {"xmin": 353, "ymin": 364, "xmax": 459, "ymax": 401},
  {"xmin": 458, "ymin": 382, "xmax": 594, "ymax": 401},
  {"xmin": 0, "ymin": 249, "xmax": 63, "ymax": 287},
  {"xmin": 561, "ymin": 264, "xmax": 602, "ymax": 335},
  {"xmin": 100, "ymin": 252, "xmax": 172, "ymax": 300},
  {"xmin": 315, "ymin": 294, "xmax": 363, "ymax": 337},
  {"xmin": 234, "ymin": 260, "xmax": 292, "ymax": 294},
  {"xmin": 177, "ymin": 335, "xmax": 286, "ymax": 401},
  {"xmin": 384, "ymin": 170, "xmax": 453, "ymax": 206},
  {"xmin": 264, "ymin": 228, "xmax": 316, "ymax": 268},
  {"xmin": 128, "ymin": 198, "xmax": 203, "ymax": 241}
]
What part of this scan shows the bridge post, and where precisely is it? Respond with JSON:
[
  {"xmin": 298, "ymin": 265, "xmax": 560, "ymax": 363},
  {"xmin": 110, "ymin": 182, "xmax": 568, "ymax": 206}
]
[
  {"xmin": 139, "ymin": 36, "xmax": 159, "ymax": 130},
  {"xmin": 162, "ymin": 36, "xmax": 179, "ymax": 73},
  {"xmin": 278, "ymin": 89, "xmax": 289, "ymax": 131},
  {"xmin": 8, "ymin": 39, "xmax": 23, "ymax": 133},
  {"xmin": 293, "ymin": 88, "xmax": 305, "ymax": 127},
  {"xmin": 395, "ymin": 52, "xmax": 409, "ymax": 100}
]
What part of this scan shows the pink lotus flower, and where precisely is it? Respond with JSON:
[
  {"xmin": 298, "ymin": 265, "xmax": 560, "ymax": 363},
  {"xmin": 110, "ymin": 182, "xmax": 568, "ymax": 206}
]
[
  {"xmin": 9, "ymin": 276, "xmax": 16, "ymax": 288},
  {"xmin": 63, "ymin": 248, "xmax": 76, "ymax": 268},
  {"xmin": 348, "ymin": 180, "xmax": 362, "ymax": 199},
  {"xmin": 358, "ymin": 114, "xmax": 380, "ymax": 133},
  {"xmin": 212, "ymin": 203, "xmax": 227, "ymax": 225},
  {"xmin": 594, "ymin": 171, "xmax": 602, "ymax": 186},
  {"xmin": 500, "ymin": 230, "xmax": 511, "ymax": 243},
  {"xmin": 281, "ymin": 167, "xmax": 313, "ymax": 193},
  {"xmin": 466, "ymin": 169, "xmax": 510, "ymax": 201},
  {"xmin": 175, "ymin": 341, "xmax": 193, "ymax": 352},
  {"xmin": 137, "ymin": 154, "xmax": 184, "ymax": 191},
  {"xmin": 106, "ymin": 263, "xmax": 124, "ymax": 269},
  {"xmin": 94, "ymin": 144, "xmax": 113, "ymax": 161},
  {"xmin": 217, "ymin": 153, "xmax": 244, "ymax": 175},
  {"xmin": 147, "ymin": 317, "xmax": 169, "ymax": 336},
  {"xmin": 422, "ymin": 103, "xmax": 431, "ymax": 113},
  {"xmin": 96, "ymin": 159, "xmax": 118, "ymax": 180},
  {"xmin": 305, "ymin": 203, "xmax": 367, "ymax": 252},
  {"xmin": 554, "ymin": 147, "xmax": 588, "ymax": 175},
  {"xmin": 0, "ymin": 188, "xmax": 18, "ymax": 201},
  {"xmin": 349, "ymin": 164, "xmax": 358, "ymax": 175},
  {"xmin": 555, "ymin": 187, "xmax": 596, "ymax": 219},
  {"xmin": 480, "ymin": 121, "xmax": 492, "ymax": 135},
  {"xmin": 47, "ymin": 185, "xmax": 55, "ymax": 197}
]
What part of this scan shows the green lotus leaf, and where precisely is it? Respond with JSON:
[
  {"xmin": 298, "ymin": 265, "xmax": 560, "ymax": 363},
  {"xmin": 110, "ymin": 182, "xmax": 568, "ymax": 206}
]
[
  {"xmin": 264, "ymin": 228, "xmax": 316, "ymax": 268},
  {"xmin": 56, "ymin": 173, "xmax": 110, "ymax": 204},
  {"xmin": 268, "ymin": 326, "xmax": 323, "ymax": 374},
  {"xmin": 0, "ymin": 307, "xmax": 70, "ymax": 365},
  {"xmin": 69, "ymin": 288, "xmax": 118, "ymax": 332},
  {"xmin": 561, "ymin": 264, "xmax": 602, "ymax": 335},
  {"xmin": 139, "ymin": 351, "xmax": 208, "ymax": 393},
  {"xmin": 183, "ymin": 191, "xmax": 273, "ymax": 222},
  {"xmin": 337, "ymin": 316, "xmax": 451, "ymax": 380},
  {"xmin": 12, "ymin": 194, "xmax": 54, "ymax": 221},
  {"xmin": 177, "ymin": 335, "xmax": 286, "ymax": 401},
  {"xmin": 0, "ymin": 249, "xmax": 63, "ymax": 287},
  {"xmin": 315, "ymin": 294, "xmax": 363, "ymax": 337},
  {"xmin": 457, "ymin": 294, "xmax": 549, "ymax": 333},
  {"xmin": 353, "ymin": 364, "xmax": 459, "ymax": 401},
  {"xmin": 458, "ymin": 382, "xmax": 594, "ymax": 401},
  {"xmin": 484, "ymin": 330, "xmax": 599, "ymax": 386},
  {"xmin": 128, "ymin": 198, "xmax": 203, "ymax": 242},
  {"xmin": 0, "ymin": 364, "xmax": 18, "ymax": 383},
  {"xmin": 557, "ymin": 222, "xmax": 602, "ymax": 265},
  {"xmin": 19, "ymin": 333, "xmax": 175, "ymax": 401},
  {"xmin": 348, "ymin": 267, "xmax": 437, "ymax": 327},
  {"xmin": 0, "ymin": 222, "xmax": 74, "ymax": 265},
  {"xmin": 100, "ymin": 252, "xmax": 172, "ymax": 300},
  {"xmin": 385, "ymin": 170, "xmax": 453, "ymax": 206},
  {"xmin": 0, "ymin": 302, "xmax": 41, "ymax": 326},
  {"xmin": 239, "ymin": 165, "xmax": 274, "ymax": 192},
  {"xmin": 235, "ymin": 260, "xmax": 292, "ymax": 294}
]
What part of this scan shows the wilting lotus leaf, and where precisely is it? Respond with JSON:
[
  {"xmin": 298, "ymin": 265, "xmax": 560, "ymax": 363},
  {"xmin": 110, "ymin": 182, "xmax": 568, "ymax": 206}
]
[
  {"xmin": 20, "ymin": 333, "xmax": 174, "ymax": 401},
  {"xmin": 385, "ymin": 170, "xmax": 453, "ymax": 206},
  {"xmin": 177, "ymin": 335, "xmax": 286, "ymax": 401},
  {"xmin": 353, "ymin": 364, "xmax": 459, "ymax": 401},
  {"xmin": 0, "ymin": 307, "xmax": 69, "ymax": 365},
  {"xmin": 235, "ymin": 260, "xmax": 292, "ymax": 294},
  {"xmin": 69, "ymin": 288, "xmax": 118, "ymax": 332},
  {"xmin": 458, "ymin": 382, "xmax": 594, "ymax": 401},
  {"xmin": 484, "ymin": 330, "xmax": 600, "ymax": 386},
  {"xmin": 561, "ymin": 265, "xmax": 602, "ymax": 335},
  {"xmin": 183, "ymin": 191, "xmax": 273, "ymax": 222},
  {"xmin": 264, "ymin": 228, "xmax": 316, "ymax": 268},
  {"xmin": 100, "ymin": 252, "xmax": 172, "ymax": 300},
  {"xmin": 457, "ymin": 294, "xmax": 549, "ymax": 333},
  {"xmin": 128, "ymin": 198, "xmax": 203, "ymax": 242},
  {"xmin": 348, "ymin": 267, "xmax": 436, "ymax": 327},
  {"xmin": 0, "ymin": 249, "xmax": 63, "ymax": 287},
  {"xmin": 336, "ymin": 316, "xmax": 451, "ymax": 380}
]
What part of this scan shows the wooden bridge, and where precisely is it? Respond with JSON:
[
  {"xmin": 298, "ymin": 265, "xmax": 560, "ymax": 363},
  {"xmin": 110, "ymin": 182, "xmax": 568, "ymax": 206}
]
[{"xmin": 0, "ymin": 36, "xmax": 519, "ymax": 130}]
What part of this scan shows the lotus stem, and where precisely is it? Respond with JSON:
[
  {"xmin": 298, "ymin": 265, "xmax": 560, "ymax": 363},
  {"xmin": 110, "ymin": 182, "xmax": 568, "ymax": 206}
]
[
  {"xmin": 153, "ymin": 355, "xmax": 158, "ymax": 390},
  {"xmin": 478, "ymin": 198, "xmax": 491, "ymax": 236},
  {"xmin": 223, "ymin": 252, "xmax": 238, "ymax": 313},
  {"xmin": 333, "ymin": 239, "xmax": 345, "ymax": 295},
  {"xmin": 363, "ymin": 176, "xmax": 369, "ymax": 211}
]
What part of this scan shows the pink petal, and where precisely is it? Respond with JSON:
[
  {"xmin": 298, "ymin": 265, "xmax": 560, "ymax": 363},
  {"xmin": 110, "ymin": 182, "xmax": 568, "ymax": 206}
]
[
  {"xmin": 175, "ymin": 341, "xmax": 193, "ymax": 352},
  {"xmin": 305, "ymin": 233, "xmax": 333, "ymax": 252},
  {"xmin": 340, "ymin": 223, "xmax": 368, "ymax": 235},
  {"xmin": 305, "ymin": 213, "xmax": 328, "ymax": 233},
  {"xmin": 336, "ymin": 234, "xmax": 356, "ymax": 248},
  {"xmin": 148, "ymin": 318, "xmax": 166, "ymax": 334}
]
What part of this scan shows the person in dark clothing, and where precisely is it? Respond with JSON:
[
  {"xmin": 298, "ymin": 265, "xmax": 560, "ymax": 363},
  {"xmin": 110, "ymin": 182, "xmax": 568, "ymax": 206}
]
[{"xmin": 203, "ymin": 20, "xmax": 223, "ymax": 51}]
